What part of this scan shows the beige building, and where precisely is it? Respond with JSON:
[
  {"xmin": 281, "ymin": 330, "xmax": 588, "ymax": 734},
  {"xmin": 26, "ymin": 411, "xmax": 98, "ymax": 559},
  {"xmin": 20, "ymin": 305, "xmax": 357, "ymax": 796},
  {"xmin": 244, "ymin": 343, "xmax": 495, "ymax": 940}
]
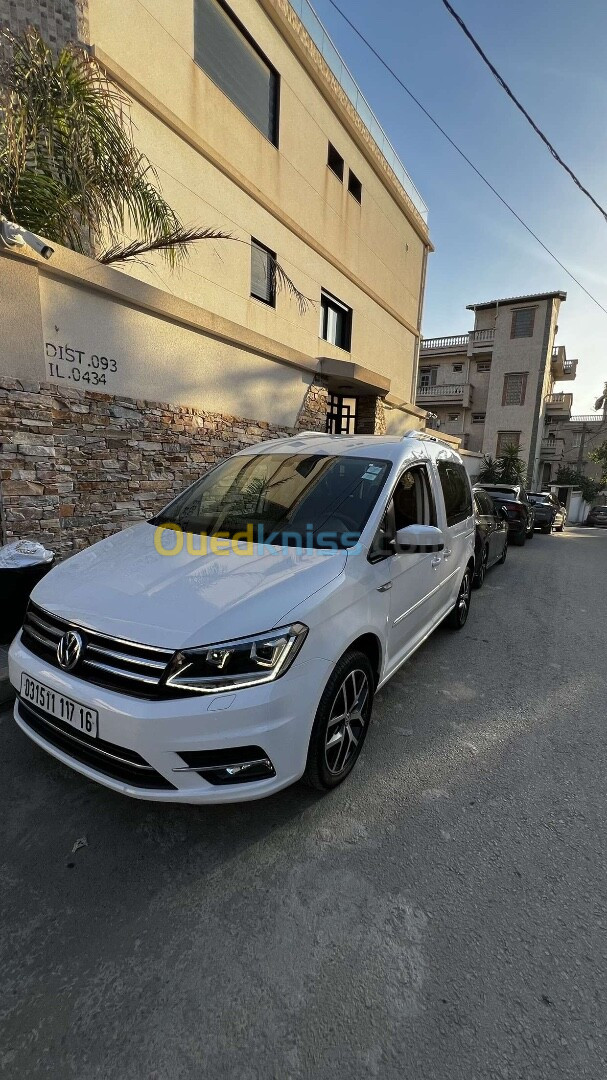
[
  {"xmin": 416, "ymin": 291, "xmax": 579, "ymax": 487},
  {"xmin": 539, "ymin": 412, "xmax": 606, "ymax": 489},
  {"xmin": 1, "ymin": 0, "xmax": 432, "ymax": 436}
]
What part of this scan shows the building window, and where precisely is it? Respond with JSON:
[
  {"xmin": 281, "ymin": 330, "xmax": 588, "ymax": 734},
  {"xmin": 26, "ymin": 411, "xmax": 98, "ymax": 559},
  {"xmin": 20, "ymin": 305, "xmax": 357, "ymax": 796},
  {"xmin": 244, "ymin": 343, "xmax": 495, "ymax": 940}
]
[
  {"xmin": 437, "ymin": 460, "xmax": 472, "ymax": 527},
  {"xmin": 326, "ymin": 393, "xmax": 356, "ymax": 434},
  {"xmin": 194, "ymin": 0, "xmax": 279, "ymax": 145},
  {"xmin": 496, "ymin": 431, "xmax": 520, "ymax": 456},
  {"xmin": 572, "ymin": 431, "xmax": 582, "ymax": 448},
  {"xmin": 327, "ymin": 143, "xmax": 344, "ymax": 181},
  {"xmin": 447, "ymin": 412, "xmax": 460, "ymax": 423},
  {"xmin": 472, "ymin": 412, "xmax": 485, "ymax": 423},
  {"xmin": 511, "ymin": 307, "xmax": 535, "ymax": 338},
  {"xmin": 320, "ymin": 290, "xmax": 352, "ymax": 351},
  {"xmin": 348, "ymin": 170, "xmax": 362, "ymax": 203},
  {"xmin": 477, "ymin": 360, "xmax": 491, "ymax": 372},
  {"xmin": 418, "ymin": 367, "xmax": 437, "ymax": 390},
  {"xmin": 452, "ymin": 363, "xmax": 463, "ymax": 373},
  {"xmin": 250, "ymin": 238, "xmax": 276, "ymax": 306},
  {"xmin": 502, "ymin": 372, "xmax": 528, "ymax": 406}
]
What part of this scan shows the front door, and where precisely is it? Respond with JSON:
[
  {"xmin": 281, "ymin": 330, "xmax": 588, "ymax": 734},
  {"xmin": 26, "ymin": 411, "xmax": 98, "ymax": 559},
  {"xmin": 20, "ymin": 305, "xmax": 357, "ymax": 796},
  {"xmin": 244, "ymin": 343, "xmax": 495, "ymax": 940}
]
[{"xmin": 385, "ymin": 463, "xmax": 447, "ymax": 674}]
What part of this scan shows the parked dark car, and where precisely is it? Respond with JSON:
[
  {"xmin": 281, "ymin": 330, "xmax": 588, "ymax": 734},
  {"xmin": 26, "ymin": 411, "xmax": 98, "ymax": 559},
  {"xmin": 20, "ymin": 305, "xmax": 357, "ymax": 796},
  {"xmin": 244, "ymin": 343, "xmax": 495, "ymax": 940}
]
[
  {"xmin": 526, "ymin": 491, "xmax": 565, "ymax": 533},
  {"xmin": 586, "ymin": 505, "xmax": 607, "ymax": 527},
  {"xmin": 475, "ymin": 484, "xmax": 535, "ymax": 546},
  {"xmin": 472, "ymin": 488, "xmax": 508, "ymax": 587}
]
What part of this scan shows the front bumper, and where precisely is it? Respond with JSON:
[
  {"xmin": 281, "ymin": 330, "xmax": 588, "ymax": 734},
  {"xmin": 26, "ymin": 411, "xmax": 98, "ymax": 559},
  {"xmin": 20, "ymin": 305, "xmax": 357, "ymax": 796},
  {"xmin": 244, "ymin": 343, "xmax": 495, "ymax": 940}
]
[{"xmin": 9, "ymin": 635, "xmax": 332, "ymax": 803}]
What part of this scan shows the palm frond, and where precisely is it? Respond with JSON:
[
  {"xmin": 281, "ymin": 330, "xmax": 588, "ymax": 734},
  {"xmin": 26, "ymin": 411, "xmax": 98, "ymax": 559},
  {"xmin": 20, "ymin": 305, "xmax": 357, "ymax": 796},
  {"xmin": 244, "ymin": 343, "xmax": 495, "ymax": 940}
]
[{"xmin": 99, "ymin": 227, "xmax": 235, "ymax": 265}]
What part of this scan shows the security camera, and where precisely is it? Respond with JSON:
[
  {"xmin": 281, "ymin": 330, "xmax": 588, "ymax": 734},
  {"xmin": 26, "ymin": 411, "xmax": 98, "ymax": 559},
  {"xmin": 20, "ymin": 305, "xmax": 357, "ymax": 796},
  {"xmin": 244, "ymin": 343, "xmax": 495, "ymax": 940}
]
[{"xmin": 0, "ymin": 217, "xmax": 54, "ymax": 260}]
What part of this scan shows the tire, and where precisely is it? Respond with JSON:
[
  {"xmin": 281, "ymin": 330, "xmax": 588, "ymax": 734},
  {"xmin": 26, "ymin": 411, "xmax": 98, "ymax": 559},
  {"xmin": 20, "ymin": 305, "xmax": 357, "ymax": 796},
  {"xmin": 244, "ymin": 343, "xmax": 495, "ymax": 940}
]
[
  {"xmin": 473, "ymin": 545, "xmax": 488, "ymax": 589},
  {"xmin": 541, "ymin": 525, "xmax": 551, "ymax": 535},
  {"xmin": 303, "ymin": 649, "xmax": 375, "ymax": 791},
  {"xmin": 526, "ymin": 527, "xmax": 534, "ymax": 540},
  {"xmin": 498, "ymin": 538, "xmax": 508, "ymax": 564},
  {"xmin": 512, "ymin": 532, "xmax": 526, "ymax": 546},
  {"xmin": 447, "ymin": 566, "xmax": 472, "ymax": 630}
]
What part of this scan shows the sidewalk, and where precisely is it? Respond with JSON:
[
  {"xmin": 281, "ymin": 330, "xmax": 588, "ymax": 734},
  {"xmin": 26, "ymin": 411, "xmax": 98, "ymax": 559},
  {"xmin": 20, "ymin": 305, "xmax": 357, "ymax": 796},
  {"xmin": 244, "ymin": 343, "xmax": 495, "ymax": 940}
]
[{"xmin": 0, "ymin": 645, "xmax": 14, "ymax": 706}]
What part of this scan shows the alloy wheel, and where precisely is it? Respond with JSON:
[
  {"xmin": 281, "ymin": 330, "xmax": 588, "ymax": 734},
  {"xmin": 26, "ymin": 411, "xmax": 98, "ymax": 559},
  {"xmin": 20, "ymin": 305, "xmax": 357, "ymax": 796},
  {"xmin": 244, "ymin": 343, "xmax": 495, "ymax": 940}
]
[
  {"xmin": 324, "ymin": 668, "xmax": 370, "ymax": 776},
  {"xmin": 456, "ymin": 569, "xmax": 472, "ymax": 627}
]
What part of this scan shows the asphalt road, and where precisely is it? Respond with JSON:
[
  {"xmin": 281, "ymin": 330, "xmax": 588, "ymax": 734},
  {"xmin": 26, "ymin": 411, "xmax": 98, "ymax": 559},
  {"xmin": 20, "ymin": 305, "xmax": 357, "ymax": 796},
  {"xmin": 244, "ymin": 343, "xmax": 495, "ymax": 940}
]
[{"xmin": 2, "ymin": 526, "xmax": 607, "ymax": 1079}]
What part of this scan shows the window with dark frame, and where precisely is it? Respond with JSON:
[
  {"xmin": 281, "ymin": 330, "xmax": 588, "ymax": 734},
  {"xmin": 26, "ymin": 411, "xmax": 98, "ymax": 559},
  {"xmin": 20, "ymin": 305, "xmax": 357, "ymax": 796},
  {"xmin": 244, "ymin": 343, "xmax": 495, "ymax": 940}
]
[
  {"xmin": 348, "ymin": 169, "xmax": 362, "ymax": 203},
  {"xmin": 510, "ymin": 308, "xmax": 536, "ymax": 338},
  {"xmin": 502, "ymin": 372, "xmax": 528, "ymax": 406},
  {"xmin": 194, "ymin": 0, "xmax": 279, "ymax": 145},
  {"xmin": 447, "ymin": 412, "xmax": 460, "ymax": 422},
  {"xmin": 452, "ymin": 363, "xmax": 463, "ymax": 373},
  {"xmin": 472, "ymin": 412, "xmax": 486, "ymax": 423},
  {"xmin": 476, "ymin": 360, "xmax": 491, "ymax": 372},
  {"xmin": 325, "ymin": 393, "xmax": 357, "ymax": 434},
  {"xmin": 320, "ymin": 289, "xmax": 352, "ymax": 351},
  {"xmin": 327, "ymin": 143, "xmax": 344, "ymax": 181},
  {"xmin": 250, "ymin": 238, "xmax": 276, "ymax": 306},
  {"xmin": 496, "ymin": 431, "xmax": 520, "ymax": 456}
]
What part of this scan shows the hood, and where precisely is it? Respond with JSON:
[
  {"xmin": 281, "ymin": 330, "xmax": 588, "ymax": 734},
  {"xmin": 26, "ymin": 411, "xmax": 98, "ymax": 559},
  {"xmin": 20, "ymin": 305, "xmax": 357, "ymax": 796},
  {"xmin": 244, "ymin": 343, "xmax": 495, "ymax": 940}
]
[{"xmin": 31, "ymin": 524, "xmax": 347, "ymax": 649}]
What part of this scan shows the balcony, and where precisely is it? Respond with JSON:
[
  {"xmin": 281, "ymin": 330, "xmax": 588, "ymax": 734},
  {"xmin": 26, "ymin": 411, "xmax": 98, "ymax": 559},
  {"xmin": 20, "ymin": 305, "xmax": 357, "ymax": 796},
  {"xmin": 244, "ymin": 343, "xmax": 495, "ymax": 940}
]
[
  {"xmin": 540, "ymin": 437, "xmax": 565, "ymax": 462},
  {"xmin": 551, "ymin": 346, "xmax": 577, "ymax": 381},
  {"xmin": 419, "ymin": 329, "xmax": 495, "ymax": 357},
  {"xmin": 420, "ymin": 334, "xmax": 468, "ymax": 354},
  {"xmin": 468, "ymin": 328, "xmax": 495, "ymax": 354},
  {"xmin": 416, "ymin": 383, "xmax": 472, "ymax": 407},
  {"xmin": 544, "ymin": 392, "xmax": 573, "ymax": 419}
]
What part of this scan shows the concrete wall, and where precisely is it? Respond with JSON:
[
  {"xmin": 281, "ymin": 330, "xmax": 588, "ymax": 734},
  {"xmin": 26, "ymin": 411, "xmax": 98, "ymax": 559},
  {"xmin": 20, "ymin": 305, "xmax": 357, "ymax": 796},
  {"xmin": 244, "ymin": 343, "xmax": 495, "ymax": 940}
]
[{"xmin": 0, "ymin": 0, "xmax": 87, "ymax": 47}]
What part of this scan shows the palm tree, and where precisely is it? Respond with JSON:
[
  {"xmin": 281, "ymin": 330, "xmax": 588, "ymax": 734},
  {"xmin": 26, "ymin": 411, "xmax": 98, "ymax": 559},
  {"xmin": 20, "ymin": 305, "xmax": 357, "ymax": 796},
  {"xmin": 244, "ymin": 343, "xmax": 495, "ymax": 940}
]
[
  {"xmin": 0, "ymin": 28, "xmax": 310, "ymax": 309},
  {"xmin": 498, "ymin": 443, "xmax": 527, "ymax": 484}
]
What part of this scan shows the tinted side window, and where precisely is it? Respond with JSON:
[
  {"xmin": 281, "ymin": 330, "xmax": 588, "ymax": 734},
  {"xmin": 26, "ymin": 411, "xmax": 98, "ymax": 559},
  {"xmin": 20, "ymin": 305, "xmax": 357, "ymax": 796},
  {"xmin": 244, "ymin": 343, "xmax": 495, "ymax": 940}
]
[
  {"xmin": 437, "ymin": 461, "xmax": 472, "ymax": 527},
  {"xmin": 392, "ymin": 465, "xmax": 437, "ymax": 531}
]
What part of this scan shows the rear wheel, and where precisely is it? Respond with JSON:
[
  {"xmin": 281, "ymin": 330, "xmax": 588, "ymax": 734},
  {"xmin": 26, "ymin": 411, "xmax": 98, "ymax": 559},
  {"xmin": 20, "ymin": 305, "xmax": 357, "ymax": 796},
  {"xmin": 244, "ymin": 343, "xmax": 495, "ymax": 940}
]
[
  {"xmin": 498, "ymin": 538, "xmax": 508, "ymax": 564},
  {"xmin": 473, "ymin": 545, "xmax": 488, "ymax": 589},
  {"xmin": 513, "ymin": 531, "xmax": 526, "ymax": 546},
  {"xmin": 541, "ymin": 524, "xmax": 551, "ymax": 534},
  {"xmin": 303, "ymin": 650, "xmax": 374, "ymax": 791},
  {"xmin": 526, "ymin": 526, "xmax": 534, "ymax": 540},
  {"xmin": 557, "ymin": 522, "xmax": 564, "ymax": 532},
  {"xmin": 447, "ymin": 566, "xmax": 472, "ymax": 630}
]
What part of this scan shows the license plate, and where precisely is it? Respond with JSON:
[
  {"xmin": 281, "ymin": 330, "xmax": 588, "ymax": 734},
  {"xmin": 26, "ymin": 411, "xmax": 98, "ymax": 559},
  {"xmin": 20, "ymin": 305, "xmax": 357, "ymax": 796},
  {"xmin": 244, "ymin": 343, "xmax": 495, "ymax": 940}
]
[{"xmin": 20, "ymin": 674, "xmax": 99, "ymax": 738}]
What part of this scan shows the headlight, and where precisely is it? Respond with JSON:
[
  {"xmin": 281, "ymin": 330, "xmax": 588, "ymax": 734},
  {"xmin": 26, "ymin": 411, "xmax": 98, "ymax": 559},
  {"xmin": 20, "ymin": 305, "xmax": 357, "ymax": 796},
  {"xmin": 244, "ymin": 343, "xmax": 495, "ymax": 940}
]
[{"xmin": 165, "ymin": 623, "xmax": 308, "ymax": 693}]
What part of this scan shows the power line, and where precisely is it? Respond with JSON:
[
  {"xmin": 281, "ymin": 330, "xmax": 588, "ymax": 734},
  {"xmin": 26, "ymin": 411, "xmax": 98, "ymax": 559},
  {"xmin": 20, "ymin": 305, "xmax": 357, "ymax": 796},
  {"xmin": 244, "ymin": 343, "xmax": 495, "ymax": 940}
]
[
  {"xmin": 440, "ymin": 0, "xmax": 607, "ymax": 226},
  {"xmin": 323, "ymin": 0, "xmax": 607, "ymax": 318}
]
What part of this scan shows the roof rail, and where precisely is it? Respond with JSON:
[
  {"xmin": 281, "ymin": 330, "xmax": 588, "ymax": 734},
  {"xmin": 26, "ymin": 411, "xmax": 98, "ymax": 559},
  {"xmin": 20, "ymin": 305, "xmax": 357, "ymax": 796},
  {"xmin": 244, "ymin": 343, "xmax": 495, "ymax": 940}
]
[{"xmin": 289, "ymin": 430, "xmax": 329, "ymax": 438}]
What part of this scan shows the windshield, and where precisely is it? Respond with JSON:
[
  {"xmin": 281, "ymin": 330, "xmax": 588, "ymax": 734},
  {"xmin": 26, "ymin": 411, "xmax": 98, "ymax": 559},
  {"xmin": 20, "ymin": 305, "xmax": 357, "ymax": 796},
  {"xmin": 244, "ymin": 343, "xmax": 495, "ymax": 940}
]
[
  {"xmin": 151, "ymin": 453, "xmax": 392, "ymax": 550},
  {"xmin": 482, "ymin": 488, "xmax": 518, "ymax": 501},
  {"xmin": 527, "ymin": 495, "xmax": 550, "ymax": 505}
]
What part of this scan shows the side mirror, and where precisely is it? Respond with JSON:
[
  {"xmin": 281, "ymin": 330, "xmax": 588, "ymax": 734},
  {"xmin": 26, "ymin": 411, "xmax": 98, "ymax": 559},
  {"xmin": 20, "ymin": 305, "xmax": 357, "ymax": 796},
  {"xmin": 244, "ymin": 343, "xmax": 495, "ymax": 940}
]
[{"xmin": 395, "ymin": 524, "xmax": 444, "ymax": 553}]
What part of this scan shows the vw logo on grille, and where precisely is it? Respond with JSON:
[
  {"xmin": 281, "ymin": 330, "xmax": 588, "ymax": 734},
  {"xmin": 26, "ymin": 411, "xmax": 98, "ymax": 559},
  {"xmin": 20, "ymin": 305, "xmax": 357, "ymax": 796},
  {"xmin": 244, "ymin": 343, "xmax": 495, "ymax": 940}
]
[{"xmin": 57, "ymin": 630, "xmax": 84, "ymax": 672}]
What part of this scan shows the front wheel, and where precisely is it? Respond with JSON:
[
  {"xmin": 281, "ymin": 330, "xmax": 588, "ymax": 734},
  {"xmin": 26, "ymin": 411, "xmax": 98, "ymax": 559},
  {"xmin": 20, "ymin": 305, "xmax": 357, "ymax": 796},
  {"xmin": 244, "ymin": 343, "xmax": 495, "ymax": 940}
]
[
  {"xmin": 303, "ymin": 650, "xmax": 375, "ymax": 791},
  {"xmin": 473, "ymin": 545, "xmax": 488, "ymax": 589},
  {"xmin": 447, "ymin": 566, "xmax": 472, "ymax": 630}
]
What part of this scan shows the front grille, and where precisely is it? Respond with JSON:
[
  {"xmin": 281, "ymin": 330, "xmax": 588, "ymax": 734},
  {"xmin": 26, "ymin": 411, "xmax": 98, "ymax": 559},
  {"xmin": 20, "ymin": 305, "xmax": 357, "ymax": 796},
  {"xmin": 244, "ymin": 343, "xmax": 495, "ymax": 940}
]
[
  {"xmin": 17, "ymin": 698, "xmax": 176, "ymax": 790},
  {"xmin": 21, "ymin": 603, "xmax": 176, "ymax": 699}
]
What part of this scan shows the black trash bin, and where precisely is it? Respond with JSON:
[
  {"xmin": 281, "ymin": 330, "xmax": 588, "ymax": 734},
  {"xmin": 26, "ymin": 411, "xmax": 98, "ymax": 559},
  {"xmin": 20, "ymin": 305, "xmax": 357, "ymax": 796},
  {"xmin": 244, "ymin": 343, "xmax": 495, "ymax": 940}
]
[{"xmin": 0, "ymin": 541, "xmax": 55, "ymax": 645}]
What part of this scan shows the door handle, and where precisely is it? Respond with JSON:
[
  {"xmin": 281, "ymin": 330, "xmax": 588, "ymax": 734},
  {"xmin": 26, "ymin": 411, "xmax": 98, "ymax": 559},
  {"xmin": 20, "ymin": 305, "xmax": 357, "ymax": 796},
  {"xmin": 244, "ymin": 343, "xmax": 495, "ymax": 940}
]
[
  {"xmin": 377, "ymin": 581, "xmax": 392, "ymax": 592},
  {"xmin": 431, "ymin": 556, "xmax": 442, "ymax": 569},
  {"xmin": 443, "ymin": 548, "xmax": 452, "ymax": 559}
]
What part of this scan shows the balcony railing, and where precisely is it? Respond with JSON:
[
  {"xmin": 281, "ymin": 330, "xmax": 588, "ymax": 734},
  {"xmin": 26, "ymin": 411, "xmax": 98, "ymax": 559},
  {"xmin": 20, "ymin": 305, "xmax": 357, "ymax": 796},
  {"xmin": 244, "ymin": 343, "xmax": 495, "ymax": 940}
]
[
  {"xmin": 470, "ymin": 328, "xmax": 495, "ymax": 346},
  {"xmin": 420, "ymin": 328, "xmax": 495, "ymax": 353},
  {"xmin": 416, "ymin": 383, "xmax": 466, "ymax": 398},
  {"xmin": 570, "ymin": 414, "xmax": 605, "ymax": 423},
  {"xmin": 541, "ymin": 438, "xmax": 565, "ymax": 459},
  {"xmin": 420, "ymin": 335, "xmax": 468, "ymax": 351}
]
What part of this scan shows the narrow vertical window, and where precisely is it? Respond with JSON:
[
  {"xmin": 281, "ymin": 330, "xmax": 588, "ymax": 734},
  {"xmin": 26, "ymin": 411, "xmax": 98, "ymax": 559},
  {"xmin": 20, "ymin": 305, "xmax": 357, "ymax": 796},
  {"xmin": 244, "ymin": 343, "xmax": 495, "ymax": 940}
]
[{"xmin": 250, "ymin": 239, "xmax": 276, "ymax": 306}]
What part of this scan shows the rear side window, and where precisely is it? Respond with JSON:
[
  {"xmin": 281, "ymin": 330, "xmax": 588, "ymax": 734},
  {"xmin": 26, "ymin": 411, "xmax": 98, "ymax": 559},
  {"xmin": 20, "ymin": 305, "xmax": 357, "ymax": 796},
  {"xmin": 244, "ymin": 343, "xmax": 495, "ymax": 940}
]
[
  {"xmin": 437, "ymin": 460, "xmax": 472, "ymax": 527},
  {"xmin": 475, "ymin": 491, "xmax": 494, "ymax": 516}
]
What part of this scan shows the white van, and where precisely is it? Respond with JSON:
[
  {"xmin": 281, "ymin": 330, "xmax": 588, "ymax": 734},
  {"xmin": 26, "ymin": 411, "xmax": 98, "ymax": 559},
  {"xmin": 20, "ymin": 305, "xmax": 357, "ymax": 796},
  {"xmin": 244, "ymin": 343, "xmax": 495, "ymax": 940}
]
[{"xmin": 9, "ymin": 431, "xmax": 475, "ymax": 802}]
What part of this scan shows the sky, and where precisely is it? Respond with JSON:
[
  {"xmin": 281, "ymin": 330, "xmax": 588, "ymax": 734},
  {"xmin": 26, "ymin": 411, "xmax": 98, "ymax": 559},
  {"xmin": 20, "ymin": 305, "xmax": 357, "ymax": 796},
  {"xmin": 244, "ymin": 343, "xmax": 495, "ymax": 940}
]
[{"xmin": 312, "ymin": 0, "xmax": 607, "ymax": 413}]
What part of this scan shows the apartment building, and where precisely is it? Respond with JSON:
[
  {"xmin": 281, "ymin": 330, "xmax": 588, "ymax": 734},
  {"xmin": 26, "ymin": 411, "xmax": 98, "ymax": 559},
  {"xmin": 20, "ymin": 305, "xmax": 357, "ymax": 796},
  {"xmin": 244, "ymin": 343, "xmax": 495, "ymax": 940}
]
[
  {"xmin": 1, "ymin": 0, "xmax": 432, "ymax": 437},
  {"xmin": 416, "ymin": 292, "xmax": 578, "ymax": 487},
  {"xmin": 539, "ymin": 411, "xmax": 606, "ymax": 488}
]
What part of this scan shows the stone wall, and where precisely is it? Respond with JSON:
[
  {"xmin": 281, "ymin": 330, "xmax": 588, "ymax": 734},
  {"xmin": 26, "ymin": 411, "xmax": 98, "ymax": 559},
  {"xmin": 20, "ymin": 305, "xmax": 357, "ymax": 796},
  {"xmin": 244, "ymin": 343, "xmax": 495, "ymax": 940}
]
[
  {"xmin": 0, "ymin": 0, "xmax": 88, "ymax": 48},
  {"xmin": 0, "ymin": 376, "xmax": 328, "ymax": 559}
]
